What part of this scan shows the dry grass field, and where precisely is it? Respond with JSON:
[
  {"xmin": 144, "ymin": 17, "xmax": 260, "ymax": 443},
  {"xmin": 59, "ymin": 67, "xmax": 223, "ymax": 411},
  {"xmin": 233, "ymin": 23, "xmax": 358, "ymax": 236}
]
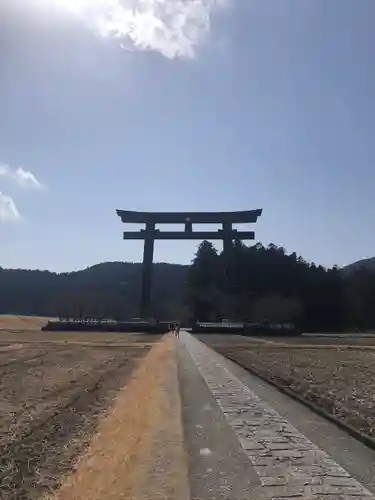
[
  {"xmin": 266, "ymin": 334, "xmax": 375, "ymax": 347},
  {"xmin": 0, "ymin": 315, "xmax": 52, "ymax": 331},
  {"xmin": 0, "ymin": 327, "xmax": 164, "ymax": 500},
  {"xmin": 199, "ymin": 334, "xmax": 375, "ymax": 439}
]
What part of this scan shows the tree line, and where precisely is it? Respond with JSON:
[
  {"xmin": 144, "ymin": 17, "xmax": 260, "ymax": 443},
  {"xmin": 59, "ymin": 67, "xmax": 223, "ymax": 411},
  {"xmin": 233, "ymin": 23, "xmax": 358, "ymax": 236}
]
[
  {"xmin": 186, "ymin": 241, "xmax": 375, "ymax": 332},
  {"xmin": 0, "ymin": 262, "xmax": 187, "ymax": 321},
  {"xmin": 1, "ymin": 242, "xmax": 375, "ymax": 331}
]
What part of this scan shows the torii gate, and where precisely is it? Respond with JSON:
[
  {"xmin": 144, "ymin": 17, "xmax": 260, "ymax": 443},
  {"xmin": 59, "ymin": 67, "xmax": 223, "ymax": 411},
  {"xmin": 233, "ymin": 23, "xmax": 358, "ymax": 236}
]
[{"xmin": 116, "ymin": 209, "xmax": 263, "ymax": 318}]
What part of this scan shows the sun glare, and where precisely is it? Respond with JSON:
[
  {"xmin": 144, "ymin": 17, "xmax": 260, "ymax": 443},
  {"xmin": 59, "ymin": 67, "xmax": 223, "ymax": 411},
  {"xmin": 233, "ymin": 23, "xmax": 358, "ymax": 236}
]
[
  {"xmin": 47, "ymin": 0, "xmax": 92, "ymax": 15},
  {"xmin": 30, "ymin": 0, "xmax": 226, "ymax": 59},
  {"xmin": 34, "ymin": 0, "xmax": 101, "ymax": 18}
]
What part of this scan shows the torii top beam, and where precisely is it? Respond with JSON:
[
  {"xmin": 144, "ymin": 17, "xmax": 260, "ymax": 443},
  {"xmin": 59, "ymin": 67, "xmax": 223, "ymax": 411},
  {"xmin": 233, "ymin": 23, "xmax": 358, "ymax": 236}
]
[{"xmin": 116, "ymin": 209, "xmax": 263, "ymax": 225}]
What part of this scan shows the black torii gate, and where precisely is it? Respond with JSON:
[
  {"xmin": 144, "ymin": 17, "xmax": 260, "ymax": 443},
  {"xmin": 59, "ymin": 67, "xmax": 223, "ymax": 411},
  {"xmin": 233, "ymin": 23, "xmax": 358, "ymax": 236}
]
[{"xmin": 116, "ymin": 209, "xmax": 263, "ymax": 318}]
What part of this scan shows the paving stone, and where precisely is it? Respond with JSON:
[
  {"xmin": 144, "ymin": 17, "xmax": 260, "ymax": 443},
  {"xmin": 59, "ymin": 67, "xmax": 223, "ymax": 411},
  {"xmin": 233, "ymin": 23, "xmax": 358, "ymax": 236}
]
[
  {"xmin": 263, "ymin": 484, "xmax": 305, "ymax": 497},
  {"xmin": 290, "ymin": 466, "xmax": 327, "ymax": 476},
  {"xmin": 253, "ymin": 464, "xmax": 293, "ymax": 477},
  {"xmin": 287, "ymin": 474, "xmax": 323, "ymax": 486},
  {"xmin": 308, "ymin": 485, "xmax": 371, "ymax": 496},
  {"xmin": 272, "ymin": 450, "xmax": 307, "ymax": 458},
  {"xmin": 237, "ymin": 437, "xmax": 265, "ymax": 450},
  {"xmin": 261, "ymin": 436, "xmax": 293, "ymax": 442},
  {"xmin": 261, "ymin": 476, "xmax": 289, "ymax": 486},
  {"xmin": 323, "ymin": 468, "xmax": 352, "ymax": 478},
  {"xmin": 323, "ymin": 477, "xmax": 363, "ymax": 487},
  {"xmin": 263, "ymin": 442, "xmax": 296, "ymax": 451}
]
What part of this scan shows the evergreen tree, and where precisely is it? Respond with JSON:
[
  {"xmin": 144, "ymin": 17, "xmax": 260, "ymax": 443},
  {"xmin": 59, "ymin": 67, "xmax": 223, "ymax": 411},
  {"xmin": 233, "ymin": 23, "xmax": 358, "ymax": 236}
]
[{"xmin": 186, "ymin": 241, "xmax": 222, "ymax": 321}]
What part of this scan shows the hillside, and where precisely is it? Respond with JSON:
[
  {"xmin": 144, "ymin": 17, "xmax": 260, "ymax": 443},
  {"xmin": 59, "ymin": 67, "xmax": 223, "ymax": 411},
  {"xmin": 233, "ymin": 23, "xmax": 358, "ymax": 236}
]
[
  {"xmin": 342, "ymin": 257, "xmax": 375, "ymax": 275},
  {"xmin": 2, "ymin": 243, "xmax": 375, "ymax": 330},
  {"xmin": 0, "ymin": 262, "xmax": 188, "ymax": 320}
]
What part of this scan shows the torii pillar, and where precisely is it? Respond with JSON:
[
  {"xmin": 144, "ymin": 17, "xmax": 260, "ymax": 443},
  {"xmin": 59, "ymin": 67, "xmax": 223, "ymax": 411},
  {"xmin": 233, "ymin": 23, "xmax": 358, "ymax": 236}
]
[{"xmin": 140, "ymin": 222, "xmax": 155, "ymax": 319}]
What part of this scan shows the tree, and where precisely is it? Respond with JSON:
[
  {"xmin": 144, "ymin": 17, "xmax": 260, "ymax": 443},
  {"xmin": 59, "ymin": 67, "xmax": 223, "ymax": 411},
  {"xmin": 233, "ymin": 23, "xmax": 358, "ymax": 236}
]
[
  {"xmin": 186, "ymin": 240, "xmax": 356, "ymax": 331},
  {"xmin": 186, "ymin": 241, "xmax": 222, "ymax": 321},
  {"xmin": 250, "ymin": 295, "xmax": 303, "ymax": 323},
  {"xmin": 346, "ymin": 267, "xmax": 375, "ymax": 329}
]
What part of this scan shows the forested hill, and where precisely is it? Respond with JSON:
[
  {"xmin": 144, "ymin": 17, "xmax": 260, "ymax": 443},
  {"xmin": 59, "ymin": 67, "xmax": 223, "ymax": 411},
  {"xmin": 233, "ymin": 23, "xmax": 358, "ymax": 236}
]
[
  {"xmin": 186, "ymin": 242, "xmax": 375, "ymax": 331},
  {"xmin": 342, "ymin": 257, "xmax": 375, "ymax": 275},
  {"xmin": 0, "ymin": 262, "xmax": 188, "ymax": 320},
  {"xmin": 2, "ymin": 242, "xmax": 375, "ymax": 331}
]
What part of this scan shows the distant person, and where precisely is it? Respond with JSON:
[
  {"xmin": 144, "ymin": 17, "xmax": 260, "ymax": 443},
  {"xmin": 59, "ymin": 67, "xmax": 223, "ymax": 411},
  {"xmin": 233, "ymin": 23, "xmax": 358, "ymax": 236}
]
[{"xmin": 171, "ymin": 322, "xmax": 179, "ymax": 337}]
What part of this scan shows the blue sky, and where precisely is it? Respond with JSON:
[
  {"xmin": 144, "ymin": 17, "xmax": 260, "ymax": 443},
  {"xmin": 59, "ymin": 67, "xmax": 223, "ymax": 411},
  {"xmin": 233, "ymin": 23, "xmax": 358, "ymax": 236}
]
[{"xmin": 1, "ymin": 0, "xmax": 374, "ymax": 272}]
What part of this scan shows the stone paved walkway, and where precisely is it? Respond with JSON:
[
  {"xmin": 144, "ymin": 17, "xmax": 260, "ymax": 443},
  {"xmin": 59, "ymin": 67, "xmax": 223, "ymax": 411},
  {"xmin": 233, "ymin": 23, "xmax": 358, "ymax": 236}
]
[{"xmin": 182, "ymin": 332, "xmax": 374, "ymax": 500}]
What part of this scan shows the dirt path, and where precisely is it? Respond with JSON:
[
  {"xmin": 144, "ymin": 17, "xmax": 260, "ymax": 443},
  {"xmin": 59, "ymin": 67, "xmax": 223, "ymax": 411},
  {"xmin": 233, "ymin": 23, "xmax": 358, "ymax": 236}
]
[{"xmin": 50, "ymin": 334, "xmax": 189, "ymax": 500}]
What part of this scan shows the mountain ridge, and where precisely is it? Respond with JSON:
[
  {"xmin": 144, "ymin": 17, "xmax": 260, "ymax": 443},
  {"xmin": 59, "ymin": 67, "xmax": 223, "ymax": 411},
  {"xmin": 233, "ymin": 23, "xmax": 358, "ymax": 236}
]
[
  {"xmin": 0, "ymin": 261, "xmax": 188, "ymax": 319},
  {"xmin": 342, "ymin": 257, "xmax": 375, "ymax": 274}
]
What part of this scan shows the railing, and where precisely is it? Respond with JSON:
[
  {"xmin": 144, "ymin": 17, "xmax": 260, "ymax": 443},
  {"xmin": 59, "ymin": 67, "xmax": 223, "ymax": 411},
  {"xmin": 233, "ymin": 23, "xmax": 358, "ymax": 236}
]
[
  {"xmin": 197, "ymin": 322, "xmax": 244, "ymax": 329},
  {"xmin": 58, "ymin": 316, "xmax": 116, "ymax": 324}
]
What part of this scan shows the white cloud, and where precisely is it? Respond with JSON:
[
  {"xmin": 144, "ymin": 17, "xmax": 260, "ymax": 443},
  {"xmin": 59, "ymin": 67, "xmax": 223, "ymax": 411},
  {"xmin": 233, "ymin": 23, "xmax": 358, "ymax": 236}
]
[
  {"xmin": 0, "ymin": 163, "xmax": 42, "ymax": 223},
  {"xmin": 0, "ymin": 192, "xmax": 21, "ymax": 222},
  {"xmin": 13, "ymin": 167, "xmax": 42, "ymax": 190},
  {"xmin": 0, "ymin": 164, "xmax": 10, "ymax": 177},
  {"xmin": 38, "ymin": 0, "xmax": 228, "ymax": 59},
  {"xmin": 0, "ymin": 163, "xmax": 43, "ymax": 190}
]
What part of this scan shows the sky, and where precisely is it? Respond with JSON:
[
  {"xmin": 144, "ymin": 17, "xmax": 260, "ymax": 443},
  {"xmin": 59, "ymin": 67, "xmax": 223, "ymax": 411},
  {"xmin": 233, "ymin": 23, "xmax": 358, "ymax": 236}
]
[{"xmin": 1, "ymin": 0, "xmax": 375, "ymax": 272}]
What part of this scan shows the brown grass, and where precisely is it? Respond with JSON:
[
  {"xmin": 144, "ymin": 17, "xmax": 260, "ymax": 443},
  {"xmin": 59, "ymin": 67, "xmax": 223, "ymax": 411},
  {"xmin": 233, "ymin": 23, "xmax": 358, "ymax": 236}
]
[
  {"xmin": 0, "ymin": 329, "xmax": 163, "ymax": 345},
  {"xmin": 214, "ymin": 343, "xmax": 375, "ymax": 438},
  {"xmin": 197, "ymin": 333, "xmax": 375, "ymax": 349},
  {"xmin": 50, "ymin": 335, "xmax": 189, "ymax": 500},
  {"xmin": 0, "ymin": 315, "xmax": 52, "ymax": 331},
  {"xmin": 0, "ymin": 332, "xmax": 161, "ymax": 500}
]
